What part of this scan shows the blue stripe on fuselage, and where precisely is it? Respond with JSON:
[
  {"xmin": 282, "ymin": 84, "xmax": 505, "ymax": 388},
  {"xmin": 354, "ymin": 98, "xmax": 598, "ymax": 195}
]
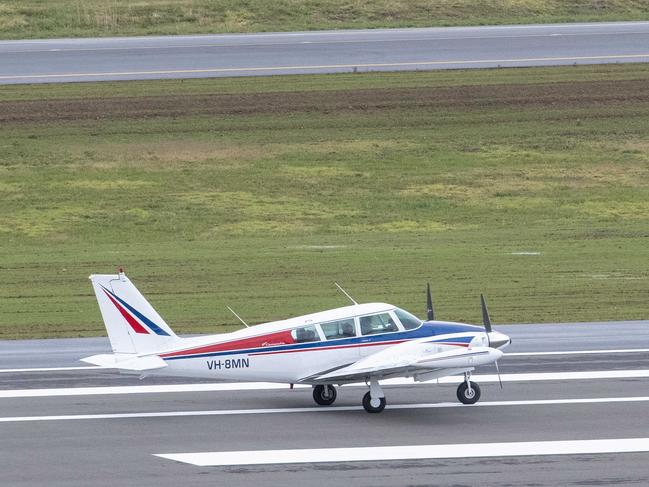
[{"xmin": 163, "ymin": 321, "xmax": 482, "ymax": 361}]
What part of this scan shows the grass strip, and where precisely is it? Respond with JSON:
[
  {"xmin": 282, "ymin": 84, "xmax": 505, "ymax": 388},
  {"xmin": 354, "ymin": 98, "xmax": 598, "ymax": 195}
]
[
  {"xmin": 1, "ymin": 1, "xmax": 648, "ymax": 40},
  {"xmin": 1, "ymin": 64, "xmax": 649, "ymax": 338}
]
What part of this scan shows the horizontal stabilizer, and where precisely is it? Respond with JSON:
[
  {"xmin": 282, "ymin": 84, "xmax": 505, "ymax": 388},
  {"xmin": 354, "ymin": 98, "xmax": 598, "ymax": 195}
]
[{"xmin": 81, "ymin": 354, "xmax": 167, "ymax": 371}]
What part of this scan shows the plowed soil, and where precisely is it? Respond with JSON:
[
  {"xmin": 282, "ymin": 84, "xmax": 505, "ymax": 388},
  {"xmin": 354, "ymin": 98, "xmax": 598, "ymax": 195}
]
[{"xmin": 2, "ymin": 79, "xmax": 648, "ymax": 124}]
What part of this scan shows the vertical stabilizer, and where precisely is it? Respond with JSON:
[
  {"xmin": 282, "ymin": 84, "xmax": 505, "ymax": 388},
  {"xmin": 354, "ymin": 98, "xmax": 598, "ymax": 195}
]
[{"xmin": 89, "ymin": 271, "xmax": 178, "ymax": 355}]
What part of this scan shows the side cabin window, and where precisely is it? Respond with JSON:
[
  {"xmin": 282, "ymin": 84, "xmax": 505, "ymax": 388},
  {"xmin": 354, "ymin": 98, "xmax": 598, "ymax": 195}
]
[
  {"xmin": 394, "ymin": 308, "xmax": 422, "ymax": 330},
  {"xmin": 360, "ymin": 313, "xmax": 398, "ymax": 336},
  {"xmin": 320, "ymin": 318, "xmax": 356, "ymax": 340},
  {"xmin": 291, "ymin": 325, "xmax": 320, "ymax": 343}
]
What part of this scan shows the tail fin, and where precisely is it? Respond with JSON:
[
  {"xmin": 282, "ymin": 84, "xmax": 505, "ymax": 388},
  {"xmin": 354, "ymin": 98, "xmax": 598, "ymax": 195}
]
[{"xmin": 89, "ymin": 270, "xmax": 179, "ymax": 355}]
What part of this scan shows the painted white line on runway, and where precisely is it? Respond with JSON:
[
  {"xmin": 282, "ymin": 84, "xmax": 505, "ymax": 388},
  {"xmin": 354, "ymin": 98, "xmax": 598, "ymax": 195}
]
[
  {"xmin": 1, "ymin": 369, "xmax": 648, "ymax": 398},
  {"xmin": 155, "ymin": 437, "xmax": 649, "ymax": 466},
  {"xmin": 0, "ymin": 366, "xmax": 107, "ymax": 374},
  {"xmin": 2, "ymin": 396, "xmax": 648, "ymax": 423},
  {"xmin": 1, "ymin": 53, "xmax": 649, "ymax": 80},
  {"xmin": 507, "ymin": 348, "xmax": 649, "ymax": 357}
]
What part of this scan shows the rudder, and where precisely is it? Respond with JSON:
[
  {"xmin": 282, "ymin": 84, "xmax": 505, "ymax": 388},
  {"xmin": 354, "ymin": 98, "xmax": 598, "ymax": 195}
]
[{"xmin": 90, "ymin": 270, "xmax": 178, "ymax": 355}]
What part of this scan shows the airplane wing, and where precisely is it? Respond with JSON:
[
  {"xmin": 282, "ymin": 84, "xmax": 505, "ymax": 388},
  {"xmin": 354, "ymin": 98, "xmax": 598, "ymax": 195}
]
[{"xmin": 300, "ymin": 338, "xmax": 502, "ymax": 384}]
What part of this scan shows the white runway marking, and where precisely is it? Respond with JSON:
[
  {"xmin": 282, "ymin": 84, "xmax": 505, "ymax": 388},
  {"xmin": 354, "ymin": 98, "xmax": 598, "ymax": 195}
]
[
  {"xmin": 507, "ymin": 348, "xmax": 649, "ymax": 357},
  {"xmin": 1, "ymin": 53, "xmax": 649, "ymax": 80},
  {"xmin": 0, "ymin": 366, "xmax": 104, "ymax": 374},
  {"xmin": 1, "ymin": 369, "xmax": 648, "ymax": 398},
  {"xmin": 1, "ymin": 396, "xmax": 648, "ymax": 423},
  {"xmin": 155, "ymin": 438, "xmax": 649, "ymax": 466}
]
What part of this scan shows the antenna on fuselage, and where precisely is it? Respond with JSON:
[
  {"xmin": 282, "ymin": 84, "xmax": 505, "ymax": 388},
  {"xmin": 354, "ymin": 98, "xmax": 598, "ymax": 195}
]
[
  {"xmin": 226, "ymin": 306, "xmax": 249, "ymax": 328},
  {"xmin": 334, "ymin": 282, "xmax": 358, "ymax": 305}
]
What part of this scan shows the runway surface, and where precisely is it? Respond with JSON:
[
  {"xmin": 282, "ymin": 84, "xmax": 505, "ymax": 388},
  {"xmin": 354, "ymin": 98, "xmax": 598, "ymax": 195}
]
[
  {"xmin": 1, "ymin": 22, "xmax": 649, "ymax": 84},
  {"xmin": 1, "ymin": 321, "xmax": 649, "ymax": 486}
]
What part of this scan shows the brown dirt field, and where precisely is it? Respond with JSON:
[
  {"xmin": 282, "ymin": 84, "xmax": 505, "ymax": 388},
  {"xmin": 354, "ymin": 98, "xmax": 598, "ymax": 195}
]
[{"xmin": 2, "ymin": 79, "xmax": 649, "ymax": 124}]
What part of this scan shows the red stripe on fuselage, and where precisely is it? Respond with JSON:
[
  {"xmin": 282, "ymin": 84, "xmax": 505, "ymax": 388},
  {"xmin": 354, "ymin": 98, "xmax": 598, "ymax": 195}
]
[
  {"xmin": 159, "ymin": 330, "xmax": 295, "ymax": 358},
  {"xmin": 103, "ymin": 290, "xmax": 150, "ymax": 334}
]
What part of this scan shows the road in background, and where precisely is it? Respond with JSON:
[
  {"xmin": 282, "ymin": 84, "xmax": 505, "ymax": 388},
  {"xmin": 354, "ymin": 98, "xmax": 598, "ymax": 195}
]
[{"xmin": 1, "ymin": 22, "xmax": 649, "ymax": 84}]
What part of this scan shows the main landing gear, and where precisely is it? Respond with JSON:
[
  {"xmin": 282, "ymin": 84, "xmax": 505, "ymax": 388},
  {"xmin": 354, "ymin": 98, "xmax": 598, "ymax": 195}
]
[
  {"xmin": 313, "ymin": 373, "xmax": 482, "ymax": 412},
  {"xmin": 312, "ymin": 379, "xmax": 387, "ymax": 413},
  {"xmin": 456, "ymin": 372, "xmax": 481, "ymax": 405},
  {"xmin": 362, "ymin": 391, "xmax": 386, "ymax": 413},
  {"xmin": 313, "ymin": 384, "xmax": 337, "ymax": 406},
  {"xmin": 362, "ymin": 377, "xmax": 386, "ymax": 413}
]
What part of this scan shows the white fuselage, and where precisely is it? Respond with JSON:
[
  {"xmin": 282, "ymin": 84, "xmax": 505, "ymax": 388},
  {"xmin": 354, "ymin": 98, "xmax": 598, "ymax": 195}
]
[{"xmin": 145, "ymin": 303, "xmax": 498, "ymax": 383}]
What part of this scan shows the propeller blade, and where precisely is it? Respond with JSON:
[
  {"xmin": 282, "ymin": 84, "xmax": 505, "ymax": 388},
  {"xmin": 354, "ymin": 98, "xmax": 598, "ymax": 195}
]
[
  {"xmin": 495, "ymin": 360, "xmax": 503, "ymax": 389},
  {"xmin": 480, "ymin": 293, "xmax": 492, "ymax": 333},
  {"xmin": 426, "ymin": 283, "xmax": 435, "ymax": 321}
]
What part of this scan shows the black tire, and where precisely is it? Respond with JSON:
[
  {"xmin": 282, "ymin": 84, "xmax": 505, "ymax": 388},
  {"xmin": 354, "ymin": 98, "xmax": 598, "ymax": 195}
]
[
  {"xmin": 362, "ymin": 391, "xmax": 386, "ymax": 413},
  {"xmin": 456, "ymin": 381, "xmax": 481, "ymax": 404},
  {"xmin": 313, "ymin": 384, "xmax": 337, "ymax": 406}
]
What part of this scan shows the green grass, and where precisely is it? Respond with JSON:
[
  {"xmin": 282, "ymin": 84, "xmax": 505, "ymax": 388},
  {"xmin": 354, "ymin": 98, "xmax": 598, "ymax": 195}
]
[
  {"xmin": 2, "ymin": 63, "xmax": 649, "ymax": 339},
  {"xmin": 0, "ymin": 0, "xmax": 648, "ymax": 39}
]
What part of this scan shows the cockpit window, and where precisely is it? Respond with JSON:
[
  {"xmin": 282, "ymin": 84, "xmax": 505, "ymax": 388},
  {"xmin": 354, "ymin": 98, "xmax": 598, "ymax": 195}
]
[
  {"xmin": 320, "ymin": 319, "xmax": 356, "ymax": 340},
  {"xmin": 360, "ymin": 313, "xmax": 398, "ymax": 336},
  {"xmin": 291, "ymin": 325, "xmax": 320, "ymax": 343},
  {"xmin": 394, "ymin": 308, "xmax": 422, "ymax": 330}
]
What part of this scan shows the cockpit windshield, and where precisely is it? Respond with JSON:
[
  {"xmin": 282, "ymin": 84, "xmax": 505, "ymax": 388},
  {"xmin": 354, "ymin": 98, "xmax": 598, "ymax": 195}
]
[{"xmin": 394, "ymin": 308, "xmax": 422, "ymax": 330}]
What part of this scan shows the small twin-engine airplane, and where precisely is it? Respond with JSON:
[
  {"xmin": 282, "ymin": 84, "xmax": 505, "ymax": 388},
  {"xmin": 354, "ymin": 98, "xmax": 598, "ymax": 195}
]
[{"xmin": 84, "ymin": 270, "xmax": 510, "ymax": 413}]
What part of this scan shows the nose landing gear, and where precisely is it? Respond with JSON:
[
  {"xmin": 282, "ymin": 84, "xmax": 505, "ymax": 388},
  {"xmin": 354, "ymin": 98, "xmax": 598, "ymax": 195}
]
[{"xmin": 456, "ymin": 372, "xmax": 481, "ymax": 405}]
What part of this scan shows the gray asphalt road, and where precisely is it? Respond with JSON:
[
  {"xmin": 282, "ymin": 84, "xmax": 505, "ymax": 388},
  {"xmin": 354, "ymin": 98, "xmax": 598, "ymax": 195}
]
[{"xmin": 1, "ymin": 22, "xmax": 649, "ymax": 84}]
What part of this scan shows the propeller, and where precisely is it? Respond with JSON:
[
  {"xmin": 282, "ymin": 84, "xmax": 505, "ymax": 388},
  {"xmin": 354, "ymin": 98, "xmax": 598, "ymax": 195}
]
[
  {"xmin": 480, "ymin": 293, "xmax": 492, "ymax": 334},
  {"xmin": 426, "ymin": 283, "xmax": 435, "ymax": 321},
  {"xmin": 480, "ymin": 293, "xmax": 503, "ymax": 388},
  {"xmin": 480, "ymin": 293, "xmax": 493, "ymax": 346},
  {"xmin": 494, "ymin": 359, "xmax": 503, "ymax": 389}
]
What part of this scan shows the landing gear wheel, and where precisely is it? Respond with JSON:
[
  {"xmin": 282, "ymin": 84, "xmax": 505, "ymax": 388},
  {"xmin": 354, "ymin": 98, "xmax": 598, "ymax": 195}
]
[
  {"xmin": 362, "ymin": 391, "xmax": 386, "ymax": 413},
  {"xmin": 457, "ymin": 381, "xmax": 481, "ymax": 404},
  {"xmin": 313, "ymin": 384, "xmax": 337, "ymax": 406}
]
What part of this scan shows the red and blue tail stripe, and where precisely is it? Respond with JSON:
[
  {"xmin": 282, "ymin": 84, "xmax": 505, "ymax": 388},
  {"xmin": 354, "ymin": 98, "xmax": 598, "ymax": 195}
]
[{"xmin": 101, "ymin": 285, "xmax": 170, "ymax": 336}]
